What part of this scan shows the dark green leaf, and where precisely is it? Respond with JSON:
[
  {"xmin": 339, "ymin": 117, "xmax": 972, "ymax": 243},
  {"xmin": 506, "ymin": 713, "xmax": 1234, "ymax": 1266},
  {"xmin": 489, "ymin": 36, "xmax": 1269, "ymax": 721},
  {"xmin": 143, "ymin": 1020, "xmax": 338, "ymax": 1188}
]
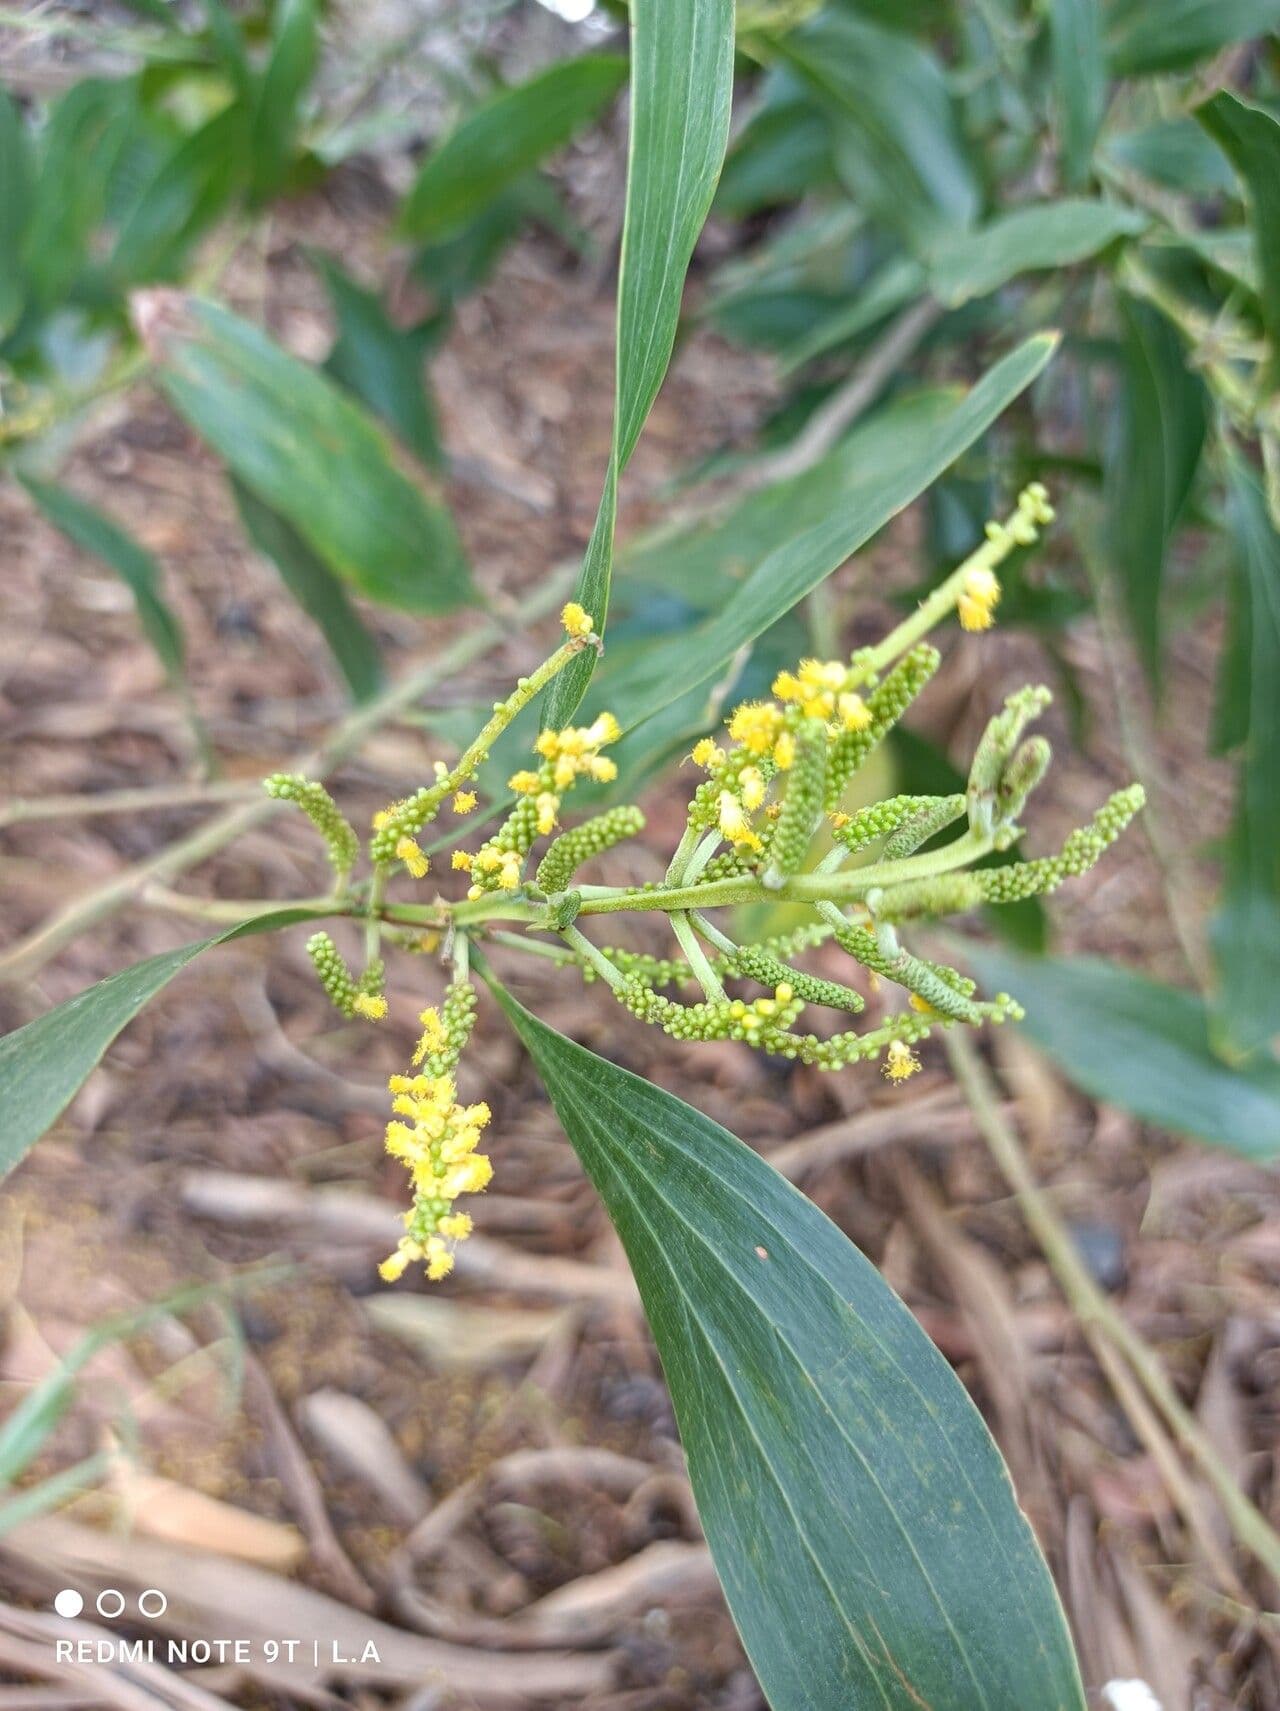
[
  {"xmin": 1104, "ymin": 296, "xmax": 1206, "ymax": 685},
  {"xmin": 22, "ymin": 78, "xmax": 137, "ymax": 309},
  {"xmin": 1107, "ymin": 0, "xmax": 1280, "ymax": 76},
  {"xmin": 602, "ymin": 334, "xmax": 1058, "ymax": 736},
  {"xmin": 547, "ymin": 0, "xmax": 736, "ymax": 724},
  {"xmin": 19, "ymin": 476, "xmax": 186, "ymax": 687},
  {"xmin": 109, "ymin": 105, "xmax": 246, "ymax": 284},
  {"xmin": 1211, "ymin": 454, "xmax": 1280, "ymax": 1061},
  {"xmin": 0, "ymin": 909, "xmax": 328, "ymax": 1180},
  {"xmin": 1101, "ymin": 118, "xmax": 1234, "ymax": 197},
  {"xmin": 399, "ymin": 54, "xmax": 626, "ymax": 242},
  {"xmin": 1196, "ymin": 92, "xmax": 1280, "ymax": 389},
  {"xmin": 780, "ymin": 14, "xmax": 980, "ymax": 252},
  {"xmin": 249, "ymin": 0, "xmax": 318, "ymax": 199},
  {"xmin": 1049, "ymin": 0, "xmax": 1105, "ymax": 187},
  {"xmin": 153, "ymin": 297, "xmax": 472, "ymax": 614},
  {"xmin": 0, "ymin": 89, "xmax": 32, "ymax": 337},
  {"xmin": 232, "ymin": 480, "xmax": 384, "ymax": 704},
  {"xmin": 485, "ymin": 973, "xmax": 1086, "ymax": 1711},
  {"xmin": 314, "ymin": 254, "xmax": 442, "ymax": 468},
  {"xmin": 928, "ymin": 202, "xmax": 1145, "ymax": 307},
  {"xmin": 966, "ymin": 946, "xmax": 1280, "ymax": 1159}
]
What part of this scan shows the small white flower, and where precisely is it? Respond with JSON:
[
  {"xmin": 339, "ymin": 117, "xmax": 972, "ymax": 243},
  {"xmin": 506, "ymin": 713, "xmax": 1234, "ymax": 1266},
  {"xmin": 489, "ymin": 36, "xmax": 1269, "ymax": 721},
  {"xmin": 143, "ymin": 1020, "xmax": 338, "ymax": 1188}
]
[{"xmin": 1102, "ymin": 1681, "xmax": 1163, "ymax": 1711}]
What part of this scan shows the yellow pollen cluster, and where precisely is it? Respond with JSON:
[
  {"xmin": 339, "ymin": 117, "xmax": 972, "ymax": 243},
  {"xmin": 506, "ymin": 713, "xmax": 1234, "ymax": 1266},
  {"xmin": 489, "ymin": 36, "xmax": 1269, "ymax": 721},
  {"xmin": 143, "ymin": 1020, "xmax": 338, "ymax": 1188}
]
[
  {"xmin": 378, "ymin": 1067, "xmax": 492, "ymax": 1282},
  {"xmin": 468, "ymin": 846, "xmax": 523, "ymax": 896},
  {"xmin": 561, "ymin": 601, "xmax": 595, "ymax": 639},
  {"xmin": 396, "ymin": 836, "xmax": 430, "ymax": 879},
  {"xmin": 534, "ymin": 713, "xmax": 621, "ymax": 790},
  {"xmin": 882, "ymin": 1040, "xmax": 922, "ymax": 1083},
  {"xmin": 958, "ymin": 565, "xmax": 1001, "ymax": 633},
  {"xmin": 452, "ymin": 790, "xmax": 477, "ymax": 814},
  {"xmin": 353, "ymin": 992, "xmax": 388, "ymax": 1020},
  {"xmin": 774, "ymin": 660, "xmax": 871, "ymax": 729}
]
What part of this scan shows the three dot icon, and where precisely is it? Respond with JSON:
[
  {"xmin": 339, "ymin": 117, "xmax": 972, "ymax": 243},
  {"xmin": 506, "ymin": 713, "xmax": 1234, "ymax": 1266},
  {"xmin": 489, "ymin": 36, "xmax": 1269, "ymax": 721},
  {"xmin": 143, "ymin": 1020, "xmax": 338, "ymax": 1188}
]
[{"xmin": 53, "ymin": 1588, "xmax": 167, "ymax": 1619}]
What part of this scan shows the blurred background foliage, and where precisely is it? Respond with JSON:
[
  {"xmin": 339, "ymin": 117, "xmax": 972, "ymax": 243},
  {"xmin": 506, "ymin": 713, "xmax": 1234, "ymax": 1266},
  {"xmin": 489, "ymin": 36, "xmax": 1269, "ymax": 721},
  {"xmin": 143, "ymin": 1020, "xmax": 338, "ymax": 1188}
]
[{"xmin": 1, "ymin": 0, "xmax": 1278, "ymax": 1164}]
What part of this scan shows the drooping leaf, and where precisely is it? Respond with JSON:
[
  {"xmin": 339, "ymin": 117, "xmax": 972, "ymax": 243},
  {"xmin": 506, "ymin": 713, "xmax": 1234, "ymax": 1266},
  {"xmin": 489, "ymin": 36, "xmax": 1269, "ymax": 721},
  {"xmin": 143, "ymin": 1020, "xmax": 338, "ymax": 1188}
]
[
  {"xmin": 1196, "ymin": 92, "xmax": 1280, "ymax": 390},
  {"xmin": 249, "ymin": 0, "xmax": 318, "ymax": 200},
  {"xmin": 21, "ymin": 78, "xmax": 137, "ymax": 310},
  {"xmin": 399, "ymin": 54, "xmax": 627, "ymax": 242},
  {"xmin": 928, "ymin": 201, "xmax": 1145, "ymax": 307},
  {"xmin": 1210, "ymin": 454, "xmax": 1280, "ymax": 1062},
  {"xmin": 1104, "ymin": 296, "xmax": 1206, "ymax": 686},
  {"xmin": 151, "ymin": 296, "xmax": 472, "ymax": 614},
  {"xmin": 1107, "ymin": 0, "xmax": 1280, "ymax": 77},
  {"xmin": 779, "ymin": 14, "xmax": 980, "ymax": 252},
  {"xmin": 0, "ymin": 89, "xmax": 32, "ymax": 337},
  {"xmin": 715, "ymin": 76, "xmax": 835, "ymax": 217},
  {"xmin": 485, "ymin": 972, "xmax": 1087, "ymax": 1711},
  {"xmin": 109, "ymin": 105, "xmax": 246, "ymax": 285},
  {"xmin": 966, "ymin": 946, "xmax": 1280, "ymax": 1160},
  {"xmin": 1049, "ymin": 0, "xmax": 1105, "ymax": 187},
  {"xmin": 601, "ymin": 333, "xmax": 1058, "ymax": 736},
  {"xmin": 313, "ymin": 254, "xmax": 442, "ymax": 468},
  {"xmin": 231, "ymin": 480, "xmax": 384, "ymax": 704},
  {"xmin": 19, "ymin": 476, "xmax": 187, "ymax": 691},
  {"xmin": 0, "ymin": 910, "xmax": 329, "ymax": 1179},
  {"xmin": 546, "ymin": 0, "xmax": 736, "ymax": 725}
]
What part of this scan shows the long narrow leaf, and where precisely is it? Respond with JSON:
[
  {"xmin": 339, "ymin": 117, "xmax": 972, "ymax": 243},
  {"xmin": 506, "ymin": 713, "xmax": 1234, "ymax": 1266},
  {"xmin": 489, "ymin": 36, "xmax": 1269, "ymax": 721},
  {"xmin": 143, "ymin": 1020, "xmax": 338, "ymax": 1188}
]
[
  {"xmin": 1196, "ymin": 92, "xmax": 1280, "ymax": 389},
  {"xmin": 486, "ymin": 971, "xmax": 1086, "ymax": 1711},
  {"xmin": 1049, "ymin": 0, "xmax": 1105, "ymax": 187},
  {"xmin": 966, "ymin": 946, "xmax": 1280, "ymax": 1159},
  {"xmin": 232, "ymin": 481, "xmax": 384, "ymax": 704},
  {"xmin": 546, "ymin": 0, "xmax": 736, "ymax": 724},
  {"xmin": 0, "ymin": 909, "xmax": 330, "ymax": 1178},
  {"xmin": 399, "ymin": 54, "xmax": 627, "ymax": 242},
  {"xmin": 149, "ymin": 296, "xmax": 472, "ymax": 615},
  {"xmin": 600, "ymin": 333, "xmax": 1058, "ymax": 736}
]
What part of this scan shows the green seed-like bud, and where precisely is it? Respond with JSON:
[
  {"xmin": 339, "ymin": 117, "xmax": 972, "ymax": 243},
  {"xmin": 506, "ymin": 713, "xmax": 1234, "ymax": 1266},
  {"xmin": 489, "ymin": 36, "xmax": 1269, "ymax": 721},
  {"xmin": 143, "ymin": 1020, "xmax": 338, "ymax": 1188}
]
[
  {"xmin": 967, "ymin": 686, "xmax": 1052, "ymax": 837},
  {"xmin": 762, "ymin": 718, "xmax": 827, "ymax": 889},
  {"xmin": 732, "ymin": 944, "xmax": 865, "ymax": 1015},
  {"xmin": 882, "ymin": 794, "xmax": 966, "ymax": 861},
  {"xmin": 414, "ymin": 977, "xmax": 479, "ymax": 1077},
  {"xmin": 265, "ymin": 774, "xmax": 359, "ymax": 876},
  {"xmin": 825, "ymin": 645, "xmax": 939, "ymax": 809},
  {"xmin": 833, "ymin": 795, "xmax": 945, "ymax": 856},
  {"xmin": 306, "ymin": 930, "xmax": 358, "ymax": 1016},
  {"xmin": 997, "ymin": 736, "xmax": 1052, "ymax": 823},
  {"xmin": 975, "ymin": 784, "xmax": 1145, "ymax": 905},
  {"xmin": 536, "ymin": 805, "xmax": 645, "ymax": 894}
]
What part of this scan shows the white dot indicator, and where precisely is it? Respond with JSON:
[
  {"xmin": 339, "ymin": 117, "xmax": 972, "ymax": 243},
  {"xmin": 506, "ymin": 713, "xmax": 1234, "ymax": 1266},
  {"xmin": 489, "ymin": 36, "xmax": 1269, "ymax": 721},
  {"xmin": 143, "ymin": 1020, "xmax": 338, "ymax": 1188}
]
[{"xmin": 53, "ymin": 1590, "xmax": 83, "ymax": 1619}]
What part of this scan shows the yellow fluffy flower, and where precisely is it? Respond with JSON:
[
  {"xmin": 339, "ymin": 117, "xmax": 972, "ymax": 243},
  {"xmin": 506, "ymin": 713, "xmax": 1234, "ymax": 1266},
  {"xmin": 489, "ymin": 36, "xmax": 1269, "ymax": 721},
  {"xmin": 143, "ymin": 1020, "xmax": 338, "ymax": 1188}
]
[
  {"xmin": 958, "ymin": 565, "xmax": 1001, "ymax": 632},
  {"xmin": 452, "ymin": 849, "xmax": 472, "ymax": 871},
  {"xmin": 561, "ymin": 601, "xmax": 594, "ymax": 638},
  {"xmin": 378, "ymin": 1070, "xmax": 494, "ymax": 1285},
  {"xmin": 882, "ymin": 1040, "xmax": 922, "ymax": 1083},
  {"xmin": 453, "ymin": 790, "xmax": 477, "ymax": 814},
  {"xmin": 353, "ymin": 992, "xmax": 388, "ymax": 1020},
  {"xmin": 396, "ymin": 837, "xmax": 430, "ymax": 879},
  {"xmin": 728, "ymin": 701, "xmax": 783, "ymax": 756}
]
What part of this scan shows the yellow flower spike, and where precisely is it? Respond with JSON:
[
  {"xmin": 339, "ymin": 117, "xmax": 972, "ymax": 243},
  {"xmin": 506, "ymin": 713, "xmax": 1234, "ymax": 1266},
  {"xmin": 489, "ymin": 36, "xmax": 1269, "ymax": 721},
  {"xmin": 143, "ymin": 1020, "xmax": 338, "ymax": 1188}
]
[
  {"xmin": 553, "ymin": 756, "xmax": 576, "ymax": 790},
  {"xmin": 691, "ymin": 737, "xmax": 724, "ymax": 769},
  {"xmin": 535, "ymin": 792, "xmax": 560, "ymax": 836},
  {"xmin": 587, "ymin": 711, "xmax": 621, "ymax": 745},
  {"xmin": 772, "ymin": 670, "xmax": 803, "ymax": 703},
  {"xmin": 838, "ymin": 692, "xmax": 872, "ymax": 731},
  {"xmin": 718, "ymin": 790, "xmax": 750, "ymax": 841},
  {"xmin": 883, "ymin": 1040, "xmax": 922, "ymax": 1083},
  {"xmin": 773, "ymin": 730, "xmax": 796, "ymax": 770},
  {"xmin": 476, "ymin": 848, "xmax": 503, "ymax": 872},
  {"xmin": 452, "ymin": 849, "xmax": 472, "ymax": 871},
  {"xmin": 378, "ymin": 1245, "xmax": 414, "ymax": 1283},
  {"xmin": 396, "ymin": 837, "xmax": 430, "ymax": 878},
  {"xmin": 498, "ymin": 854, "xmax": 523, "ymax": 890},
  {"xmin": 353, "ymin": 992, "xmax": 388, "ymax": 1020},
  {"xmin": 508, "ymin": 769, "xmax": 541, "ymax": 795},
  {"xmin": 586, "ymin": 755, "xmax": 618, "ymax": 783},
  {"xmin": 535, "ymin": 730, "xmax": 559, "ymax": 760},
  {"xmin": 452, "ymin": 790, "xmax": 477, "ymax": 814},
  {"xmin": 439, "ymin": 1212, "xmax": 473, "ymax": 1240},
  {"xmin": 561, "ymin": 601, "xmax": 594, "ymax": 638}
]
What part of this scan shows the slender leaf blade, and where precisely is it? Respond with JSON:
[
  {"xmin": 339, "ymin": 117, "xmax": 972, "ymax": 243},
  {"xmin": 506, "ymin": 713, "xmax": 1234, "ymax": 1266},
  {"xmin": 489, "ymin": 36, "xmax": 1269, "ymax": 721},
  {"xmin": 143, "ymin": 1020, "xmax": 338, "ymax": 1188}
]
[
  {"xmin": 928, "ymin": 202, "xmax": 1145, "ymax": 307},
  {"xmin": 1049, "ymin": 0, "xmax": 1105, "ymax": 187},
  {"xmin": 0, "ymin": 88, "xmax": 32, "ymax": 336},
  {"xmin": 1210, "ymin": 454, "xmax": 1280, "ymax": 1061},
  {"xmin": 150, "ymin": 296, "xmax": 472, "ymax": 614},
  {"xmin": 601, "ymin": 333, "xmax": 1058, "ymax": 735},
  {"xmin": 547, "ymin": 0, "xmax": 736, "ymax": 724},
  {"xmin": 966, "ymin": 947, "xmax": 1280, "ymax": 1159},
  {"xmin": 232, "ymin": 480, "xmax": 384, "ymax": 704},
  {"xmin": 1196, "ymin": 92, "xmax": 1280, "ymax": 389},
  {"xmin": 1107, "ymin": 0, "xmax": 1280, "ymax": 76},
  {"xmin": 19, "ymin": 476, "xmax": 186, "ymax": 687},
  {"xmin": 399, "ymin": 54, "xmax": 626, "ymax": 242},
  {"xmin": 486, "ymin": 973, "xmax": 1086, "ymax": 1711},
  {"xmin": 0, "ymin": 910, "xmax": 328, "ymax": 1178}
]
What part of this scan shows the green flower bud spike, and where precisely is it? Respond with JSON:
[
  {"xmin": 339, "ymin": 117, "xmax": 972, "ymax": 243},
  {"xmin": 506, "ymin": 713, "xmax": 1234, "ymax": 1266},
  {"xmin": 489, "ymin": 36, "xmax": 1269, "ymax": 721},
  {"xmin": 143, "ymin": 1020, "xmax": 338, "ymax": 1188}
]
[
  {"xmin": 536, "ymin": 805, "xmax": 645, "ymax": 894},
  {"xmin": 265, "ymin": 774, "xmax": 359, "ymax": 880},
  {"xmin": 763, "ymin": 717, "xmax": 828, "ymax": 888}
]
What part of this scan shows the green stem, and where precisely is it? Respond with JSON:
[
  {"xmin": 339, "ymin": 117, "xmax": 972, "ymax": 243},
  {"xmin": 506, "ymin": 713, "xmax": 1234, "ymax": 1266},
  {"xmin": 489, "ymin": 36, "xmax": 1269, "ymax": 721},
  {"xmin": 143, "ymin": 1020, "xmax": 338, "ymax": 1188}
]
[
  {"xmin": 560, "ymin": 924, "xmax": 625, "ymax": 992},
  {"xmin": 670, "ymin": 912, "xmax": 726, "ymax": 1001}
]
